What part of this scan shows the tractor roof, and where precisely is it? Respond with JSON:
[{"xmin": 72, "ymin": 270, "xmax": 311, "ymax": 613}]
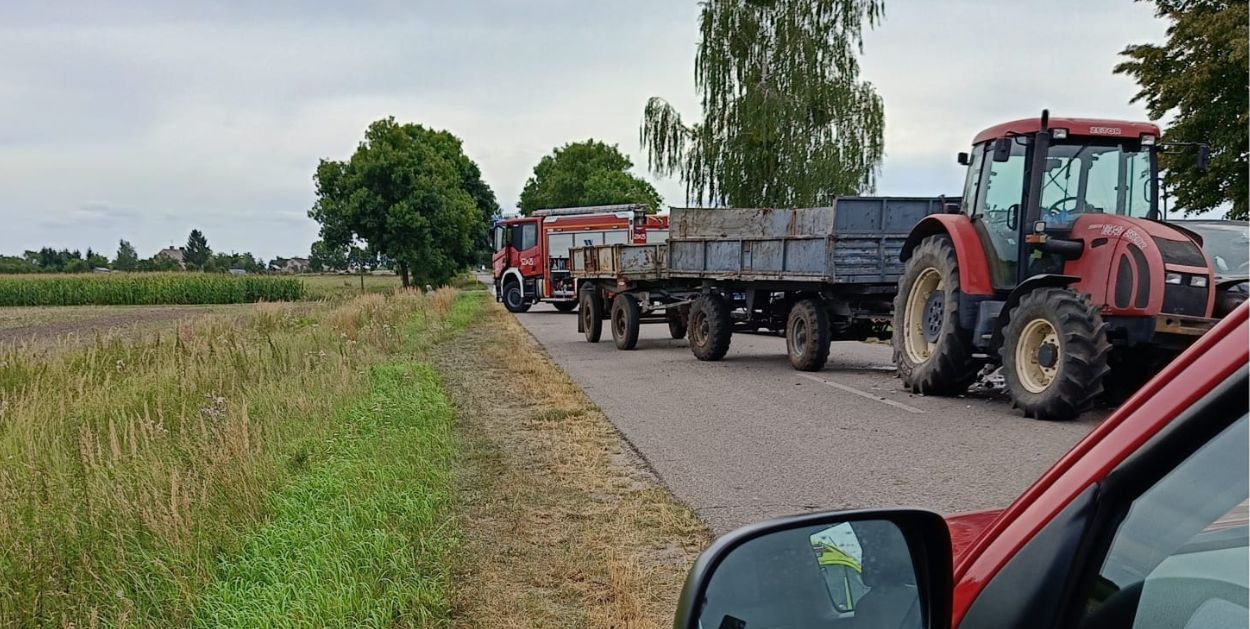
[{"xmin": 972, "ymin": 117, "xmax": 1160, "ymax": 145}]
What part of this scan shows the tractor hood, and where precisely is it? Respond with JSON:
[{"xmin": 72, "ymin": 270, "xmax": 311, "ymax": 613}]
[{"xmin": 945, "ymin": 508, "xmax": 1005, "ymax": 564}]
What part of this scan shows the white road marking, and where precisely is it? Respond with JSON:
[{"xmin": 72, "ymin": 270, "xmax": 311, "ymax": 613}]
[{"xmin": 799, "ymin": 373, "xmax": 925, "ymax": 414}]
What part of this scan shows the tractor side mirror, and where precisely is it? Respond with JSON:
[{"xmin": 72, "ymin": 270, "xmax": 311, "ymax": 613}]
[
  {"xmin": 1196, "ymin": 144, "xmax": 1210, "ymax": 172},
  {"xmin": 992, "ymin": 138, "xmax": 1013, "ymax": 162},
  {"xmin": 957, "ymin": 152, "xmax": 970, "ymax": 166}
]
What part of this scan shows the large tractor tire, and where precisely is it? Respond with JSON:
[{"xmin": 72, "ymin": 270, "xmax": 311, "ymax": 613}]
[
  {"xmin": 688, "ymin": 293, "xmax": 732, "ymax": 361},
  {"xmin": 502, "ymin": 280, "xmax": 530, "ymax": 313},
  {"xmin": 552, "ymin": 301, "xmax": 578, "ymax": 313},
  {"xmin": 786, "ymin": 298, "xmax": 831, "ymax": 371},
  {"xmin": 580, "ymin": 288, "xmax": 604, "ymax": 343},
  {"xmin": 1000, "ymin": 288, "xmax": 1110, "ymax": 420},
  {"xmin": 666, "ymin": 306, "xmax": 688, "ymax": 339},
  {"xmin": 893, "ymin": 235, "xmax": 978, "ymax": 395},
  {"xmin": 611, "ymin": 294, "xmax": 642, "ymax": 350}
]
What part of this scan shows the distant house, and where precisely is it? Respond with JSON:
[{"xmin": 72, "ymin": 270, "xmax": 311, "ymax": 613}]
[
  {"xmin": 155, "ymin": 247, "xmax": 186, "ymax": 269},
  {"xmin": 269, "ymin": 257, "xmax": 310, "ymax": 274}
]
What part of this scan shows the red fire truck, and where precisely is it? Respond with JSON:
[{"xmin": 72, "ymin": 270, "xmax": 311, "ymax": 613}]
[{"xmin": 490, "ymin": 204, "xmax": 669, "ymax": 312}]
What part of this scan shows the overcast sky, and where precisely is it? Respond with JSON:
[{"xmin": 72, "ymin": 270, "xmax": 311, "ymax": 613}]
[{"xmin": 0, "ymin": 1, "xmax": 1167, "ymax": 260}]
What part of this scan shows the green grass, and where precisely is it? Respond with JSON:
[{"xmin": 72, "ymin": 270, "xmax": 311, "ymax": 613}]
[
  {"xmin": 193, "ymin": 363, "xmax": 457, "ymax": 627},
  {"xmin": 300, "ymin": 273, "xmax": 403, "ymax": 300},
  {"xmin": 0, "ymin": 272, "xmax": 303, "ymax": 306},
  {"xmin": 0, "ymin": 288, "xmax": 479, "ymax": 626}
]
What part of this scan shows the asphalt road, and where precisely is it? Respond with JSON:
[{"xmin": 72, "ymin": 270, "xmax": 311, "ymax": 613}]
[{"xmin": 509, "ymin": 300, "xmax": 1106, "ymax": 534}]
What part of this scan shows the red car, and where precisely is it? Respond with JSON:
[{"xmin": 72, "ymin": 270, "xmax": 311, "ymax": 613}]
[{"xmin": 673, "ymin": 303, "xmax": 1248, "ymax": 628}]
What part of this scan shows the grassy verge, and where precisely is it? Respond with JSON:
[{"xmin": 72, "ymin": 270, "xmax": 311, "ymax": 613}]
[
  {"xmin": 436, "ymin": 302, "xmax": 709, "ymax": 627},
  {"xmin": 0, "ymin": 289, "xmax": 474, "ymax": 626}
]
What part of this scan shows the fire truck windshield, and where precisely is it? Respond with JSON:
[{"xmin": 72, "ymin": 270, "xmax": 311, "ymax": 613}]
[{"xmin": 1040, "ymin": 141, "xmax": 1153, "ymax": 226}]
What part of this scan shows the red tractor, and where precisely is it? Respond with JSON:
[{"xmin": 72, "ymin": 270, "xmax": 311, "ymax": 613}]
[
  {"xmin": 895, "ymin": 111, "xmax": 1218, "ymax": 420},
  {"xmin": 491, "ymin": 204, "xmax": 669, "ymax": 313}
]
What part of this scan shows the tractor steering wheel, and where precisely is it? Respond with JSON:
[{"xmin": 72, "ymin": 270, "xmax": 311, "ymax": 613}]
[{"xmin": 1045, "ymin": 196, "xmax": 1081, "ymax": 214}]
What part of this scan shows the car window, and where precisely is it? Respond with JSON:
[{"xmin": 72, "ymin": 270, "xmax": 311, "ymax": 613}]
[
  {"xmin": 1080, "ymin": 414, "xmax": 1249, "ymax": 629},
  {"xmin": 521, "ymin": 223, "xmax": 537, "ymax": 250}
]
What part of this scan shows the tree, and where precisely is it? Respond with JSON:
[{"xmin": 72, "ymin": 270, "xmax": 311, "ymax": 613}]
[
  {"xmin": 85, "ymin": 248, "xmax": 109, "ymax": 269},
  {"xmin": 641, "ymin": 0, "xmax": 885, "ymax": 208},
  {"xmin": 184, "ymin": 230, "xmax": 212, "ymax": 270},
  {"xmin": 114, "ymin": 240, "xmax": 139, "ymax": 271},
  {"xmin": 310, "ymin": 118, "xmax": 487, "ymax": 287},
  {"xmin": 309, "ymin": 239, "xmax": 350, "ymax": 272},
  {"xmin": 1115, "ymin": 0, "xmax": 1248, "ymax": 219},
  {"xmin": 517, "ymin": 140, "xmax": 663, "ymax": 215}
]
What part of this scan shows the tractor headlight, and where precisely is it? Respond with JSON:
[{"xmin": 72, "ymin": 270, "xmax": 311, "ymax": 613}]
[
  {"xmin": 1190, "ymin": 275, "xmax": 1209, "ymax": 288},
  {"xmin": 1165, "ymin": 272, "xmax": 1183, "ymax": 285}
]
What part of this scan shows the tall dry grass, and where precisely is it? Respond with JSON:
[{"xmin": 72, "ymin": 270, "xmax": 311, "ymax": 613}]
[{"xmin": 0, "ymin": 288, "xmax": 457, "ymax": 626}]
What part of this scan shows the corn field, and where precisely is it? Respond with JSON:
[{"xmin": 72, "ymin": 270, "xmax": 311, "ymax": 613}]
[{"xmin": 0, "ymin": 273, "xmax": 304, "ymax": 306}]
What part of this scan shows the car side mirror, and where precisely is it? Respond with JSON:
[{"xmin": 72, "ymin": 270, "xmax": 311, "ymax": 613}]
[
  {"xmin": 957, "ymin": 152, "xmax": 970, "ymax": 166},
  {"xmin": 672, "ymin": 509, "xmax": 952, "ymax": 629},
  {"xmin": 1196, "ymin": 144, "xmax": 1210, "ymax": 172},
  {"xmin": 992, "ymin": 137, "xmax": 1013, "ymax": 162}
]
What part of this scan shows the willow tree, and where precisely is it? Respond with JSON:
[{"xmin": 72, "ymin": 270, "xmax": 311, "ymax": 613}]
[{"xmin": 641, "ymin": 0, "xmax": 885, "ymax": 208}]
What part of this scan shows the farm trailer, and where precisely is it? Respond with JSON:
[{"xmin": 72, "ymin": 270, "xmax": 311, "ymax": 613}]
[{"xmin": 571, "ymin": 196, "xmax": 948, "ymax": 371}]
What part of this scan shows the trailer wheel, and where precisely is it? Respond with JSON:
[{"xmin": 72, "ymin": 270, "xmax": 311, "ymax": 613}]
[
  {"xmin": 786, "ymin": 298, "xmax": 831, "ymax": 371},
  {"xmin": 1001, "ymin": 288, "xmax": 1110, "ymax": 420},
  {"xmin": 893, "ymin": 235, "xmax": 977, "ymax": 395},
  {"xmin": 688, "ymin": 293, "xmax": 732, "ymax": 361},
  {"xmin": 552, "ymin": 301, "xmax": 577, "ymax": 313},
  {"xmin": 580, "ymin": 288, "xmax": 603, "ymax": 342},
  {"xmin": 502, "ymin": 280, "xmax": 530, "ymax": 313},
  {"xmin": 611, "ymin": 294, "xmax": 641, "ymax": 350},
  {"xmin": 666, "ymin": 306, "xmax": 688, "ymax": 339}
]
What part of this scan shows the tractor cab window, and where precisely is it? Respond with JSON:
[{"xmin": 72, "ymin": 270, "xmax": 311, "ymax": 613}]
[
  {"xmin": 975, "ymin": 137, "xmax": 1028, "ymax": 288},
  {"xmin": 1040, "ymin": 142, "xmax": 1153, "ymax": 227}
]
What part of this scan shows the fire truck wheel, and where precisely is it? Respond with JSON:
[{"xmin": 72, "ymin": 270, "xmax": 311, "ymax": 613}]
[
  {"xmin": 688, "ymin": 293, "xmax": 732, "ymax": 361},
  {"xmin": 611, "ymin": 294, "xmax": 641, "ymax": 350},
  {"xmin": 786, "ymin": 298, "xmax": 831, "ymax": 372},
  {"xmin": 580, "ymin": 289, "xmax": 603, "ymax": 342},
  {"xmin": 552, "ymin": 301, "xmax": 578, "ymax": 313},
  {"xmin": 502, "ymin": 281, "xmax": 530, "ymax": 313},
  {"xmin": 893, "ymin": 234, "xmax": 978, "ymax": 395},
  {"xmin": 666, "ymin": 306, "xmax": 688, "ymax": 339},
  {"xmin": 1001, "ymin": 288, "xmax": 1110, "ymax": 420}
]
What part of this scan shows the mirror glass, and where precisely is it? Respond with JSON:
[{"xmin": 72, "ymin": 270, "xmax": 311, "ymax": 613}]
[{"xmin": 697, "ymin": 519, "xmax": 922, "ymax": 628}]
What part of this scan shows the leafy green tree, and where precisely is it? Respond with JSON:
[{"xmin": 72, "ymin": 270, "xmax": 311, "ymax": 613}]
[
  {"xmin": 641, "ymin": 0, "xmax": 885, "ymax": 208},
  {"xmin": 309, "ymin": 239, "xmax": 350, "ymax": 272},
  {"xmin": 518, "ymin": 140, "xmax": 662, "ymax": 215},
  {"xmin": 114, "ymin": 240, "xmax": 139, "ymax": 271},
  {"xmin": 85, "ymin": 248, "xmax": 109, "ymax": 269},
  {"xmin": 184, "ymin": 230, "xmax": 212, "ymax": 270},
  {"xmin": 1116, "ymin": 0, "xmax": 1248, "ymax": 219},
  {"xmin": 310, "ymin": 118, "xmax": 487, "ymax": 287}
]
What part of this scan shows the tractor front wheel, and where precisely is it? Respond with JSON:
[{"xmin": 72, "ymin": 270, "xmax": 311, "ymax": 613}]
[
  {"xmin": 1001, "ymin": 288, "xmax": 1110, "ymax": 420},
  {"xmin": 893, "ymin": 235, "xmax": 978, "ymax": 395}
]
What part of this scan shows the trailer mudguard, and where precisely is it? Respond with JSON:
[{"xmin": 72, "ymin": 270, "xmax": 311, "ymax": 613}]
[{"xmin": 901, "ymin": 214, "xmax": 995, "ymax": 296}]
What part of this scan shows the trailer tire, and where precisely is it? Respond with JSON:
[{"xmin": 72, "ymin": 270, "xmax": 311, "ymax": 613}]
[
  {"xmin": 611, "ymin": 294, "xmax": 641, "ymax": 350},
  {"xmin": 1001, "ymin": 288, "xmax": 1110, "ymax": 420},
  {"xmin": 688, "ymin": 293, "xmax": 732, "ymax": 361},
  {"xmin": 502, "ymin": 280, "xmax": 530, "ymax": 313},
  {"xmin": 786, "ymin": 298, "xmax": 831, "ymax": 371},
  {"xmin": 893, "ymin": 235, "xmax": 978, "ymax": 395},
  {"xmin": 580, "ymin": 288, "xmax": 603, "ymax": 342},
  {"xmin": 552, "ymin": 301, "xmax": 578, "ymax": 313},
  {"xmin": 666, "ymin": 306, "xmax": 688, "ymax": 339}
]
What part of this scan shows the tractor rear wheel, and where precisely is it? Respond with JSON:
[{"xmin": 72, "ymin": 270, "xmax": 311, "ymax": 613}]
[
  {"xmin": 786, "ymin": 298, "xmax": 831, "ymax": 371},
  {"xmin": 552, "ymin": 301, "xmax": 578, "ymax": 313},
  {"xmin": 580, "ymin": 288, "xmax": 603, "ymax": 343},
  {"xmin": 666, "ymin": 306, "xmax": 688, "ymax": 339},
  {"xmin": 688, "ymin": 293, "xmax": 732, "ymax": 361},
  {"xmin": 502, "ymin": 280, "xmax": 530, "ymax": 313},
  {"xmin": 893, "ymin": 235, "xmax": 978, "ymax": 395},
  {"xmin": 1001, "ymin": 288, "xmax": 1110, "ymax": 420},
  {"xmin": 611, "ymin": 294, "xmax": 641, "ymax": 350}
]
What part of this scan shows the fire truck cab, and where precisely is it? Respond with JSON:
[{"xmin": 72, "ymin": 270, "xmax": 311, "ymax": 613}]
[{"xmin": 491, "ymin": 204, "xmax": 668, "ymax": 313}]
